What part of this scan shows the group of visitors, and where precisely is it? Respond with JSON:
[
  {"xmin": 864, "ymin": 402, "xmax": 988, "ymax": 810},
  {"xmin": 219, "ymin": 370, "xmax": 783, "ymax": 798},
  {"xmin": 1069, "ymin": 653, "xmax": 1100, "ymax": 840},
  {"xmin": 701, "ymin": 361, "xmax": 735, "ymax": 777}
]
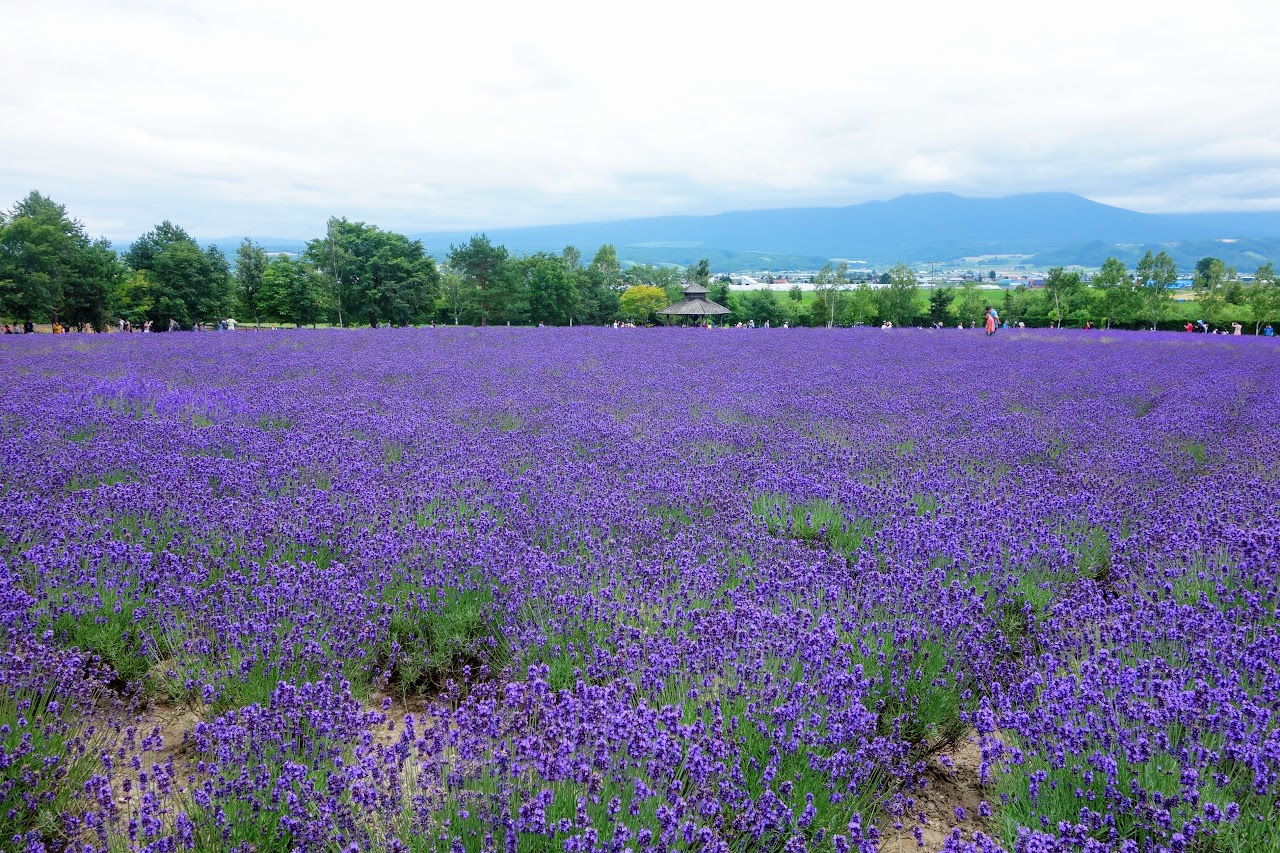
[
  {"xmin": 984, "ymin": 306, "xmax": 1003, "ymax": 335},
  {"xmin": 1183, "ymin": 320, "xmax": 1264, "ymax": 335}
]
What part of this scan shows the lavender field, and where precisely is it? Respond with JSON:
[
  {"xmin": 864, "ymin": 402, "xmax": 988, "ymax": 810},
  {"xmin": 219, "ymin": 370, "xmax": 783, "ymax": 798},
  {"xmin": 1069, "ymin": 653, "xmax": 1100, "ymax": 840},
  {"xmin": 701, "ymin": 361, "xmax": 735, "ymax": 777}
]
[{"xmin": 2, "ymin": 327, "xmax": 1278, "ymax": 853}]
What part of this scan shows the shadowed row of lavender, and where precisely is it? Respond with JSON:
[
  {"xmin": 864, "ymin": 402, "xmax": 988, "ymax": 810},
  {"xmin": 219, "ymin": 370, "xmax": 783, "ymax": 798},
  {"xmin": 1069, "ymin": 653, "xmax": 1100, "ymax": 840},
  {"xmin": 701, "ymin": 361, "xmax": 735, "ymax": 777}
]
[{"xmin": 2, "ymin": 326, "xmax": 1277, "ymax": 852}]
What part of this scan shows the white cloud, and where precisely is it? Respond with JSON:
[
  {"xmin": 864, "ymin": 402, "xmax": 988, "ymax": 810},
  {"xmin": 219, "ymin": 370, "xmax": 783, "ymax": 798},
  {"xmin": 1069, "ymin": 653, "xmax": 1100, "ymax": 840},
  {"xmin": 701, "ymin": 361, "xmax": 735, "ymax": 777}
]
[{"xmin": 2, "ymin": 0, "xmax": 1279, "ymax": 239}]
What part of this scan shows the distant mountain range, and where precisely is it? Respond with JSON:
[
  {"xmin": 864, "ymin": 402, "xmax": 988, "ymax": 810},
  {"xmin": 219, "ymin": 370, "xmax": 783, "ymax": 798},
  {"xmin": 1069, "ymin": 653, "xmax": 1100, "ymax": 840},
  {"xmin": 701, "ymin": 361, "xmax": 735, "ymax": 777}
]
[{"xmin": 207, "ymin": 192, "xmax": 1280, "ymax": 272}]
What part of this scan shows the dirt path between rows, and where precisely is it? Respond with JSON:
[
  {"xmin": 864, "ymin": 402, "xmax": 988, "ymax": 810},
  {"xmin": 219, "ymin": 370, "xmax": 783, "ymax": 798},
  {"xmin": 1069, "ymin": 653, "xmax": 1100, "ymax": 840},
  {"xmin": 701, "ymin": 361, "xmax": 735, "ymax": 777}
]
[{"xmin": 881, "ymin": 732, "xmax": 997, "ymax": 852}]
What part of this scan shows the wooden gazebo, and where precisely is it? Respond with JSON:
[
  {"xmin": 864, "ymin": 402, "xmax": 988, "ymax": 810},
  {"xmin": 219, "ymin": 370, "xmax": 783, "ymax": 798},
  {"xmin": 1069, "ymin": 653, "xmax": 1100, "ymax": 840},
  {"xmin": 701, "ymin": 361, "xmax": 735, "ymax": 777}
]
[{"xmin": 656, "ymin": 282, "xmax": 732, "ymax": 325}]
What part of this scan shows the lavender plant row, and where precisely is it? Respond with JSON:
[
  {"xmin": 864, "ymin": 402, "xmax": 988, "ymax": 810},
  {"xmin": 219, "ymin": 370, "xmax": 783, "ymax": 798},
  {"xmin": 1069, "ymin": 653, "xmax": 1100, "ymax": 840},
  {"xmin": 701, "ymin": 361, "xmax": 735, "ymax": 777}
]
[{"xmin": 1, "ymin": 328, "xmax": 1277, "ymax": 853}]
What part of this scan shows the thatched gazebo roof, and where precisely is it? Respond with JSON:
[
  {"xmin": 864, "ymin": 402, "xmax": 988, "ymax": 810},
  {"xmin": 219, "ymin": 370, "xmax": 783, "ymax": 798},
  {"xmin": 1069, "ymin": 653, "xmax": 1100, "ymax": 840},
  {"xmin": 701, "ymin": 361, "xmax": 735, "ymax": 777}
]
[{"xmin": 657, "ymin": 282, "xmax": 730, "ymax": 321}]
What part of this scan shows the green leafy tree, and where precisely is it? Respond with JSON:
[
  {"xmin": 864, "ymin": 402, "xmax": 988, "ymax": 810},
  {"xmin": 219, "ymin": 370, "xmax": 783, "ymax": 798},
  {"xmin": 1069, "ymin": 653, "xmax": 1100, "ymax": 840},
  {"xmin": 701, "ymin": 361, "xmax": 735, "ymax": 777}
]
[
  {"xmin": 366, "ymin": 236, "xmax": 439, "ymax": 326},
  {"xmin": 1093, "ymin": 257, "xmax": 1137, "ymax": 328},
  {"xmin": 304, "ymin": 219, "xmax": 438, "ymax": 327},
  {"xmin": 1192, "ymin": 257, "xmax": 1220, "ymax": 288},
  {"xmin": 522, "ymin": 252, "xmax": 579, "ymax": 326},
  {"xmin": 1135, "ymin": 250, "xmax": 1178, "ymax": 330},
  {"xmin": 306, "ymin": 217, "xmax": 353, "ymax": 326},
  {"xmin": 438, "ymin": 267, "xmax": 472, "ymax": 325},
  {"xmin": 779, "ymin": 295, "xmax": 808, "ymax": 326},
  {"xmin": 813, "ymin": 261, "xmax": 849, "ymax": 327},
  {"xmin": 448, "ymin": 234, "xmax": 522, "ymax": 325},
  {"xmin": 1192, "ymin": 256, "xmax": 1236, "ymax": 329},
  {"xmin": 1011, "ymin": 284, "xmax": 1052, "ymax": 327},
  {"xmin": 788, "ymin": 284, "xmax": 802, "ymax": 302},
  {"xmin": 62, "ymin": 237, "xmax": 121, "ymax": 331},
  {"xmin": 741, "ymin": 288, "xmax": 785, "ymax": 325},
  {"xmin": 0, "ymin": 191, "xmax": 120, "ymax": 330},
  {"xmin": 708, "ymin": 279, "xmax": 732, "ymax": 310},
  {"xmin": 1246, "ymin": 263, "xmax": 1279, "ymax": 333},
  {"xmin": 235, "ymin": 239, "xmax": 269, "ymax": 327},
  {"xmin": 951, "ymin": 283, "xmax": 986, "ymax": 326},
  {"xmin": 124, "ymin": 221, "xmax": 231, "ymax": 327},
  {"xmin": 840, "ymin": 282, "xmax": 879, "ymax": 326},
  {"xmin": 618, "ymin": 284, "xmax": 668, "ymax": 323},
  {"xmin": 259, "ymin": 255, "xmax": 324, "ymax": 327},
  {"xmin": 1043, "ymin": 267, "xmax": 1084, "ymax": 327},
  {"xmin": 561, "ymin": 245, "xmax": 581, "ymax": 271},
  {"xmin": 686, "ymin": 258, "xmax": 712, "ymax": 287},
  {"xmin": 111, "ymin": 270, "xmax": 154, "ymax": 326},
  {"xmin": 0, "ymin": 192, "xmax": 80, "ymax": 325},
  {"xmin": 578, "ymin": 244, "xmax": 623, "ymax": 324},
  {"xmin": 877, "ymin": 263, "xmax": 920, "ymax": 326},
  {"xmin": 928, "ymin": 286, "xmax": 955, "ymax": 325}
]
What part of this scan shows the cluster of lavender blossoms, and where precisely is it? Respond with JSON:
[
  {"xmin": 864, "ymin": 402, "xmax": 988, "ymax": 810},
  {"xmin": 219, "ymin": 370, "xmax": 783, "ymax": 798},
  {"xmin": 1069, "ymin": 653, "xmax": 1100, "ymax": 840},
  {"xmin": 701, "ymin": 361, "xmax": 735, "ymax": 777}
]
[{"xmin": 1, "ymin": 326, "xmax": 1277, "ymax": 853}]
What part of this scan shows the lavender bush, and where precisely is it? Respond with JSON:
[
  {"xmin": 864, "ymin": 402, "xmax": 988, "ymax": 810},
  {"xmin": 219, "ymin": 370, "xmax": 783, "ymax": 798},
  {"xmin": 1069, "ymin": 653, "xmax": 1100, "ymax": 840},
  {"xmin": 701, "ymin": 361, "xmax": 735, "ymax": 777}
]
[{"xmin": 1, "ymin": 326, "xmax": 1277, "ymax": 852}]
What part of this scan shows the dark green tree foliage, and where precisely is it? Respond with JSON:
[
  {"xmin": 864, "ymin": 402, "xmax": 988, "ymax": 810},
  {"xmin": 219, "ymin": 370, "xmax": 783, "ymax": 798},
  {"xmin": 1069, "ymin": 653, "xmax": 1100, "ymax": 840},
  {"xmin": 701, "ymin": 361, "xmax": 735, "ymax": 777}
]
[
  {"xmin": 741, "ymin": 288, "xmax": 785, "ymax": 325},
  {"xmin": 125, "ymin": 221, "xmax": 230, "ymax": 327},
  {"xmin": 577, "ymin": 244, "xmax": 622, "ymax": 324},
  {"xmin": 708, "ymin": 279, "xmax": 732, "ymax": 310},
  {"xmin": 838, "ymin": 282, "xmax": 879, "ymax": 326},
  {"xmin": 687, "ymin": 258, "xmax": 712, "ymax": 287},
  {"xmin": 364, "ymin": 235, "xmax": 439, "ymax": 327},
  {"xmin": 928, "ymin": 286, "xmax": 954, "ymax": 325},
  {"xmin": 448, "ymin": 234, "xmax": 522, "ymax": 325},
  {"xmin": 235, "ymin": 239, "xmax": 269, "ymax": 327},
  {"xmin": 68, "ymin": 238, "xmax": 122, "ymax": 331},
  {"xmin": 305, "ymin": 218, "xmax": 353, "ymax": 326},
  {"xmin": 877, "ymin": 263, "xmax": 920, "ymax": 326},
  {"xmin": 1193, "ymin": 257, "xmax": 1220, "ymax": 289},
  {"xmin": 1192, "ymin": 256, "xmax": 1238, "ymax": 328},
  {"xmin": 522, "ymin": 252, "xmax": 578, "ymax": 326},
  {"xmin": 0, "ymin": 191, "xmax": 121, "ymax": 330},
  {"xmin": 306, "ymin": 219, "xmax": 438, "ymax": 327},
  {"xmin": 260, "ymin": 255, "xmax": 324, "ymax": 327}
]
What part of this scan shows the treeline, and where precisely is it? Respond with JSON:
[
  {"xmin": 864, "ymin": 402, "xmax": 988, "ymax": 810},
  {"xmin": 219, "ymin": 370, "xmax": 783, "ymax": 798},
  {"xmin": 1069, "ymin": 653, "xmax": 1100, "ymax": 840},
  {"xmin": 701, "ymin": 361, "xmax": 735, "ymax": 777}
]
[
  {"xmin": 0, "ymin": 191, "xmax": 676, "ymax": 331},
  {"xmin": 822, "ymin": 254, "xmax": 1279, "ymax": 332},
  {"xmin": 3, "ymin": 192, "xmax": 1278, "ymax": 332},
  {"xmin": 924, "ymin": 254, "xmax": 1279, "ymax": 332}
]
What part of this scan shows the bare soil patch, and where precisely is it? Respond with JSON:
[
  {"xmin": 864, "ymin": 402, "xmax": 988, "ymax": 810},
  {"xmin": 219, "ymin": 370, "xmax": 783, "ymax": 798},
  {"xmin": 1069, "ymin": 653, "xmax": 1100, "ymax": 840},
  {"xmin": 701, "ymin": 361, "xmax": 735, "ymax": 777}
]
[{"xmin": 882, "ymin": 732, "xmax": 995, "ymax": 851}]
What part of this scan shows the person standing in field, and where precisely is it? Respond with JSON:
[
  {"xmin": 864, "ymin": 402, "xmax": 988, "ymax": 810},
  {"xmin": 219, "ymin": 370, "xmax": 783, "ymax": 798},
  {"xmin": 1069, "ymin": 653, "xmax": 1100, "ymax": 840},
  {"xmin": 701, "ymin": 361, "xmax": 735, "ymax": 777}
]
[{"xmin": 984, "ymin": 307, "xmax": 997, "ymax": 336}]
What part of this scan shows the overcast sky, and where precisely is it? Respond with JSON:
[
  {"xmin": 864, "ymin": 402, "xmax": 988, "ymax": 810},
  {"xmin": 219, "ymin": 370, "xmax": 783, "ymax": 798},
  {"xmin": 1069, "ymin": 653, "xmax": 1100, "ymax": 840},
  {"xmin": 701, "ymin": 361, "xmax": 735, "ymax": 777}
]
[{"xmin": 3, "ymin": 0, "xmax": 1278, "ymax": 241}]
